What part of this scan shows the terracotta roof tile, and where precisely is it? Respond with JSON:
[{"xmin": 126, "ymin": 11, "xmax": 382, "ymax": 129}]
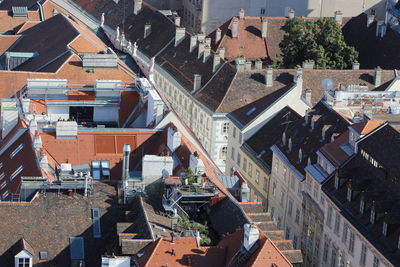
[{"xmin": 0, "ymin": 35, "xmax": 21, "ymax": 54}]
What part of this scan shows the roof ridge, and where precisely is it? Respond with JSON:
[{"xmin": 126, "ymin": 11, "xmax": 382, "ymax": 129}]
[{"xmin": 143, "ymin": 238, "xmax": 163, "ymax": 267}]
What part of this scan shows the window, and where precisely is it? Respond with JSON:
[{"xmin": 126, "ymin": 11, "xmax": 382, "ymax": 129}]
[
  {"xmin": 288, "ymin": 199, "xmax": 293, "ymax": 217},
  {"xmin": 360, "ymin": 243, "xmax": 367, "ymax": 266},
  {"xmin": 293, "ymin": 235, "xmax": 298, "ymax": 249},
  {"xmin": 222, "ymin": 122, "xmax": 229, "ymax": 134},
  {"xmin": 263, "ymin": 176, "xmax": 268, "ymax": 191},
  {"xmin": 349, "ymin": 231, "xmax": 355, "ymax": 254},
  {"xmin": 331, "ymin": 247, "xmax": 337, "ymax": 267},
  {"xmin": 323, "ymin": 240, "xmax": 329, "ymax": 262},
  {"xmin": 0, "ymin": 172, "xmax": 5, "ymax": 180},
  {"xmin": 327, "ymin": 205, "xmax": 333, "ymax": 227},
  {"xmin": 286, "ymin": 227, "xmax": 291, "ymax": 239},
  {"xmin": 280, "ymin": 190, "xmax": 284, "ymax": 206},
  {"xmin": 220, "ymin": 146, "xmax": 227, "ymax": 159},
  {"xmin": 248, "ymin": 163, "xmax": 253, "ymax": 176},
  {"xmin": 371, "ymin": 208, "xmax": 375, "ymax": 224},
  {"xmin": 383, "ymin": 222, "xmax": 388, "ymax": 236},
  {"xmin": 260, "ymin": 8, "xmax": 266, "ymax": 15},
  {"xmin": 272, "ymin": 182, "xmax": 276, "ymax": 197},
  {"xmin": 290, "ymin": 174, "xmax": 295, "ymax": 190},
  {"xmin": 239, "ymin": 132, "xmax": 243, "ymax": 143},
  {"xmin": 10, "ymin": 165, "xmax": 24, "ymax": 181},
  {"xmin": 236, "ymin": 152, "xmax": 241, "ymax": 166},
  {"xmin": 373, "ymin": 256, "xmax": 380, "ymax": 267},
  {"xmin": 39, "ymin": 251, "xmax": 48, "ymax": 260},
  {"xmin": 231, "ymin": 147, "xmax": 235, "ymax": 161},
  {"xmin": 17, "ymin": 257, "xmax": 31, "ymax": 267},
  {"xmin": 243, "ymin": 157, "xmax": 247, "ymax": 172},
  {"xmin": 10, "ymin": 144, "xmax": 24, "ymax": 158},
  {"xmin": 342, "ymin": 223, "xmax": 348, "ymax": 244},
  {"xmin": 347, "ymin": 187, "xmax": 352, "ymax": 202},
  {"xmin": 313, "ymin": 183, "xmax": 318, "ymax": 198},
  {"xmin": 277, "ymin": 216, "xmax": 282, "ymax": 229},
  {"xmin": 271, "ymin": 207, "xmax": 275, "ymax": 219},
  {"xmin": 295, "ymin": 208, "xmax": 300, "ymax": 224},
  {"xmin": 320, "ymin": 195, "xmax": 325, "ymax": 205},
  {"xmin": 360, "ymin": 199, "xmax": 365, "ymax": 214},
  {"xmin": 334, "ymin": 212, "xmax": 341, "ymax": 235},
  {"xmin": 297, "ymin": 182, "xmax": 302, "ymax": 197},
  {"xmin": 2, "ymin": 190, "xmax": 9, "ymax": 200},
  {"xmin": 233, "ymin": 127, "xmax": 236, "ymax": 138},
  {"xmin": 0, "ymin": 180, "xmax": 7, "ymax": 190},
  {"xmin": 255, "ymin": 169, "xmax": 259, "ymax": 183}
]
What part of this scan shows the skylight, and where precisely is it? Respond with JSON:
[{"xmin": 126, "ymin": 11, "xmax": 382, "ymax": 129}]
[
  {"xmin": 10, "ymin": 165, "xmax": 23, "ymax": 180},
  {"xmin": 10, "ymin": 144, "xmax": 24, "ymax": 159},
  {"xmin": 246, "ymin": 107, "xmax": 256, "ymax": 116}
]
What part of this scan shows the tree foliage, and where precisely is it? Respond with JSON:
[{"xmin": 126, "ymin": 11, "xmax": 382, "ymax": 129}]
[{"xmin": 279, "ymin": 17, "xmax": 358, "ymax": 69}]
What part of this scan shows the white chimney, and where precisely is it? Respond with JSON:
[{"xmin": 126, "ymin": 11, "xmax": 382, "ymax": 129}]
[
  {"xmin": 144, "ymin": 23, "xmax": 151, "ymax": 38},
  {"xmin": 174, "ymin": 16, "xmax": 181, "ymax": 27},
  {"xmin": 146, "ymin": 87, "xmax": 164, "ymax": 127},
  {"xmin": 352, "ymin": 62, "xmax": 360, "ymax": 70},
  {"xmin": 197, "ymin": 33, "xmax": 206, "ymax": 42},
  {"xmin": 167, "ymin": 127, "xmax": 181, "ymax": 152},
  {"xmin": 205, "ymin": 37, "xmax": 211, "ymax": 47},
  {"xmin": 198, "ymin": 41, "xmax": 205, "ymax": 59},
  {"xmin": 380, "ymin": 24, "xmax": 387, "ymax": 38},
  {"xmin": 193, "ymin": 74, "xmax": 202, "ymax": 91},
  {"xmin": 1, "ymin": 99, "xmax": 18, "ymax": 139},
  {"xmin": 56, "ymin": 121, "xmax": 77, "ymax": 139},
  {"xmin": 231, "ymin": 18, "xmax": 239, "ymax": 38},
  {"xmin": 239, "ymin": 8, "xmax": 245, "ymax": 19},
  {"xmin": 265, "ymin": 68, "xmax": 273, "ymax": 87},
  {"xmin": 215, "ymin": 28, "xmax": 221, "ymax": 44},
  {"xmin": 255, "ymin": 60, "xmax": 262, "ymax": 70},
  {"xmin": 243, "ymin": 224, "xmax": 260, "ymax": 251},
  {"xmin": 213, "ymin": 53, "xmax": 221, "ymax": 72},
  {"xmin": 39, "ymin": 153, "xmax": 50, "ymax": 172},
  {"xmin": 261, "ymin": 18, "xmax": 268, "ymax": 38},
  {"xmin": 241, "ymin": 183, "xmax": 249, "ymax": 202},
  {"xmin": 189, "ymin": 152, "xmax": 205, "ymax": 175},
  {"xmin": 334, "ymin": 10, "xmax": 343, "ymax": 25},
  {"xmin": 288, "ymin": 9, "xmax": 295, "ymax": 19},
  {"xmin": 219, "ymin": 47, "xmax": 225, "ymax": 59},
  {"xmin": 375, "ymin": 66, "xmax": 382, "ymax": 87},
  {"xmin": 133, "ymin": 0, "xmax": 142, "ymax": 15},
  {"xmin": 190, "ymin": 35, "xmax": 197, "ymax": 52},
  {"xmin": 175, "ymin": 27, "xmax": 186, "ymax": 47},
  {"xmin": 367, "ymin": 14, "xmax": 375, "ymax": 28},
  {"xmin": 122, "ymin": 144, "xmax": 131, "ymax": 181},
  {"xmin": 203, "ymin": 45, "xmax": 211, "ymax": 63},
  {"xmin": 376, "ymin": 20, "xmax": 383, "ymax": 37},
  {"xmin": 29, "ymin": 119, "xmax": 38, "ymax": 135},
  {"xmin": 33, "ymin": 133, "xmax": 42, "ymax": 150},
  {"xmin": 305, "ymin": 88, "xmax": 312, "ymax": 105},
  {"xmin": 294, "ymin": 68, "xmax": 303, "ymax": 84},
  {"xmin": 245, "ymin": 60, "xmax": 252, "ymax": 70}
]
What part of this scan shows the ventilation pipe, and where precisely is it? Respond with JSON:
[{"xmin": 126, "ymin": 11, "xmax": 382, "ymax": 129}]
[{"xmin": 122, "ymin": 144, "xmax": 131, "ymax": 181}]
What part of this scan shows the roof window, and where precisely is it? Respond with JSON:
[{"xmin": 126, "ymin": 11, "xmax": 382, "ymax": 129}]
[
  {"xmin": 10, "ymin": 144, "xmax": 24, "ymax": 159},
  {"xmin": 12, "ymin": 6, "xmax": 28, "ymax": 17},
  {"xmin": 39, "ymin": 251, "xmax": 48, "ymax": 260},
  {"xmin": 10, "ymin": 165, "xmax": 23, "ymax": 180}
]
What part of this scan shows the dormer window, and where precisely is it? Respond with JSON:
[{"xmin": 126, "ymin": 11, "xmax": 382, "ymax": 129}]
[
  {"xmin": 347, "ymin": 186, "xmax": 352, "ymax": 202},
  {"xmin": 383, "ymin": 221, "xmax": 388, "ymax": 236},
  {"xmin": 17, "ymin": 257, "xmax": 31, "ymax": 267},
  {"xmin": 360, "ymin": 199, "xmax": 365, "ymax": 214},
  {"xmin": 371, "ymin": 208, "xmax": 376, "ymax": 224}
]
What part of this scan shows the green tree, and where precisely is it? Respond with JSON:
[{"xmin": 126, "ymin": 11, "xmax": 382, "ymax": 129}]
[{"xmin": 279, "ymin": 17, "xmax": 358, "ymax": 69}]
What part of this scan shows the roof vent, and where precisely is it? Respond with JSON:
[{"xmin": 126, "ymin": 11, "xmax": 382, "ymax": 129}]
[
  {"xmin": 246, "ymin": 107, "xmax": 256, "ymax": 116},
  {"xmin": 12, "ymin": 6, "xmax": 28, "ymax": 17}
]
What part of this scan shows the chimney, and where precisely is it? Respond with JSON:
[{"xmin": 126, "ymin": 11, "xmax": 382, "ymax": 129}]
[
  {"xmin": 241, "ymin": 183, "xmax": 249, "ymax": 202},
  {"xmin": 294, "ymin": 67, "xmax": 303, "ymax": 83},
  {"xmin": 198, "ymin": 41, "xmax": 205, "ymax": 59},
  {"xmin": 195, "ymin": 231, "xmax": 201, "ymax": 247},
  {"xmin": 213, "ymin": 53, "xmax": 221, "ymax": 72},
  {"xmin": 288, "ymin": 9, "xmax": 295, "ymax": 19},
  {"xmin": 235, "ymin": 57, "xmax": 245, "ymax": 71},
  {"xmin": 305, "ymin": 88, "xmax": 312, "ymax": 105},
  {"xmin": 174, "ymin": 16, "xmax": 181, "ymax": 27},
  {"xmin": 380, "ymin": 23, "xmax": 387, "ymax": 38},
  {"xmin": 33, "ymin": 132, "xmax": 42, "ymax": 151},
  {"xmin": 288, "ymin": 138, "xmax": 292, "ymax": 152},
  {"xmin": 197, "ymin": 33, "xmax": 206, "ymax": 42},
  {"xmin": 239, "ymin": 8, "xmax": 245, "ymax": 19},
  {"xmin": 376, "ymin": 20, "xmax": 383, "ymax": 37},
  {"xmin": 352, "ymin": 61, "xmax": 360, "ymax": 70},
  {"xmin": 302, "ymin": 60, "xmax": 314, "ymax": 69},
  {"xmin": 167, "ymin": 127, "xmax": 181, "ymax": 152},
  {"xmin": 231, "ymin": 18, "xmax": 239, "ymax": 38},
  {"xmin": 193, "ymin": 74, "xmax": 202, "ymax": 91},
  {"xmin": 133, "ymin": 0, "xmax": 142, "ymax": 15},
  {"xmin": 144, "ymin": 23, "xmax": 151, "ymax": 39},
  {"xmin": 29, "ymin": 119, "xmax": 38, "ymax": 135},
  {"xmin": 205, "ymin": 37, "xmax": 211, "ymax": 47},
  {"xmin": 215, "ymin": 28, "xmax": 221, "ymax": 44},
  {"xmin": 375, "ymin": 66, "xmax": 382, "ymax": 87},
  {"xmin": 190, "ymin": 35, "xmax": 197, "ymax": 52},
  {"xmin": 203, "ymin": 45, "xmax": 211, "ymax": 63},
  {"xmin": 39, "ymin": 152, "xmax": 50, "ymax": 172},
  {"xmin": 122, "ymin": 144, "xmax": 131, "ymax": 181},
  {"xmin": 367, "ymin": 14, "xmax": 375, "ymax": 28},
  {"xmin": 255, "ymin": 60, "xmax": 262, "ymax": 70},
  {"xmin": 219, "ymin": 47, "xmax": 225, "ymax": 59},
  {"xmin": 261, "ymin": 18, "xmax": 268, "ymax": 38},
  {"xmin": 245, "ymin": 60, "xmax": 252, "ymax": 70},
  {"xmin": 175, "ymin": 27, "xmax": 186, "ymax": 47},
  {"xmin": 265, "ymin": 68, "xmax": 273, "ymax": 87},
  {"xmin": 334, "ymin": 10, "xmax": 343, "ymax": 25}
]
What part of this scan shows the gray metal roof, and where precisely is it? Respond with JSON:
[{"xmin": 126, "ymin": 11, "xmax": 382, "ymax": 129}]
[{"xmin": 217, "ymin": 175, "xmax": 240, "ymax": 189}]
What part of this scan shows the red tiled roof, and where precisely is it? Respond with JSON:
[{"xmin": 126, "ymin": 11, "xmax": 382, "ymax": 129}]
[{"xmin": 0, "ymin": 35, "xmax": 21, "ymax": 54}]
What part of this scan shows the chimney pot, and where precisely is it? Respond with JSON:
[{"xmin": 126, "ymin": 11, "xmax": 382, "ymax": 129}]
[
  {"xmin": 215, "ymin": 28, "xmax": 221, "ymax": 44},
  {"xmin": 265, "ymin": 68, "xmax": 273, "ymax": 87},
  {"xmin": 239, "ymin": 8, "xmax": 245, "ymax": 19},
  {"xmin": 334, "ymin": 10, "xmax": 343, "ymax": 25},
  {"xmin": 193, "ymin": 74, "xmax": 202, "ymax": 91},
  {"xmin": 232, "ymin": 18, "xmax": 239, "ymax": 38},
  {"xmin": 261, "ymin": 18, "xmax": 268, "ymax": 38},
  {"xmin": 288, "ymin": 9, "xmax": 295, "ymax": 19}
]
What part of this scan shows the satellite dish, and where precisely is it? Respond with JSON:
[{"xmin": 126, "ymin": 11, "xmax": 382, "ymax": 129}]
[{"xmin": 322, "ymin": 78, "xmax": 334, "ymax": 91}]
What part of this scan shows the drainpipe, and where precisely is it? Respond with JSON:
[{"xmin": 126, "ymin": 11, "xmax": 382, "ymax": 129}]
[{"xmin": 36, "ymin": 1, "xmax": 45, "ymax": 21}]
